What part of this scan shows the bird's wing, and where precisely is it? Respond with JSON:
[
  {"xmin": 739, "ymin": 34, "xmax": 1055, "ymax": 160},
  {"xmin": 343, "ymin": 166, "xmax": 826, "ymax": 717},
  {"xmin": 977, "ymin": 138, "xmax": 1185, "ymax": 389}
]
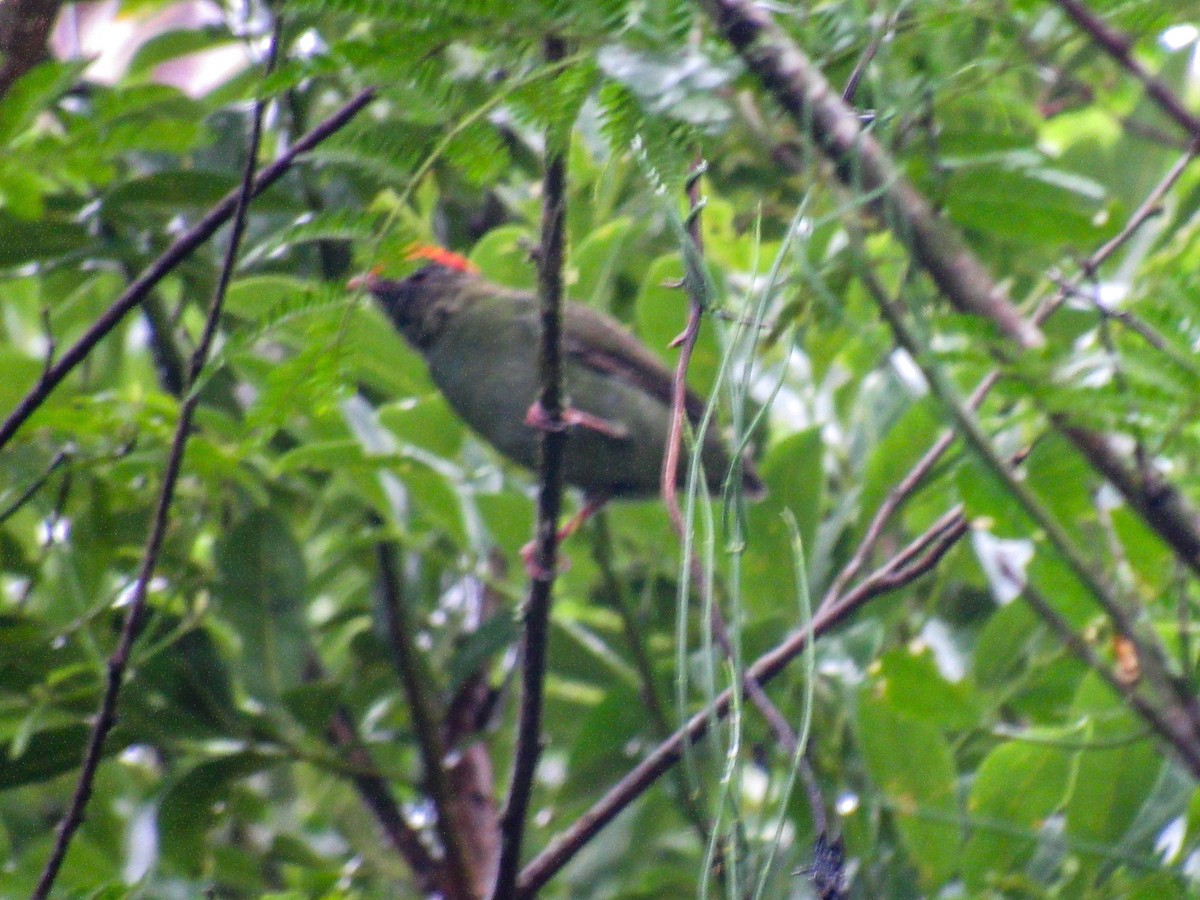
[{"xmin": 563, "ymin": 303, "xmax": 708, "ymax": 423}]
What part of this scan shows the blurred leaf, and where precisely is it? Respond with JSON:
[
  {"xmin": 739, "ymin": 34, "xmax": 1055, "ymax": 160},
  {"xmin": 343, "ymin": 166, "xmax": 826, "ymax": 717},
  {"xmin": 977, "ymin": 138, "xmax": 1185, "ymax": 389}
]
[
  {"xmin": 213, "ymin": 510, "xmax": 309, "ymax": 701},
  {"xmin": 858, "ymin": 687, "xmax": 960, "ymax": 888},
  {"xmin": 159, "ymin": 751, "xmax": 277, "ymax": 875},
  {"xmin": 961, "ymin": 738, "xmax": 1073, "ymax": 890}
]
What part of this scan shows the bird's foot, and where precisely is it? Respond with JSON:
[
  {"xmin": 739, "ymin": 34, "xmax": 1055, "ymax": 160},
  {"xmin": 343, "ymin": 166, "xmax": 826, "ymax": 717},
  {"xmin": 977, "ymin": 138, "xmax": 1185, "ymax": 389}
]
[
  {"xmin": 520, "ymin": 540, "xmax": 571, "ymax": 581},
  {"xmin": 518, "ymin": 496, "xmax": 609, "ymax": 581},
  {"xmin": 524, "ymin": 401, "xmax": 628, "ymax": 439}
]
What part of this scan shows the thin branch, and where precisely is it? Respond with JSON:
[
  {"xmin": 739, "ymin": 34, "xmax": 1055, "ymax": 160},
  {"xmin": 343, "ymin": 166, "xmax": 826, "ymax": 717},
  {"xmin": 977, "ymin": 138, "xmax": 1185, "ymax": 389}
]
[
  {"xmin": 1051, "ymin": 0, "xmax": 1200, "ymax": 141},
  {"xmin": 516, "ymin": 508, "xmax": 968, "ymax": 896},
  {"xmin": 326, "ymin": 707, "xmax": 446, "ymax": 895},
  {"xmin": 591, "ymin": 513, "xmax": 715, "ymax": 848},
  {"xmin": 659, "ymin": 157, "xmax": 802, "ymax": 754},
  {"xmin": 0, "ymin": 447, "xmax": 71, "ymax": 526},
  {"xmin": 32, "ymin": 21, "xmax": 283, "ymax": 898},
  {"xmin": 857, "ymin": 260, "xmax": 1200, "ymax": 765},
  {"xmin": 841, "ymin": 9, "xmax": 895, "ymax": 106},
  {"xmin": 0, "ymin": 87, "xmax": 377, "ymax": 453},
  {"xmin": 491, "ymin": 35, "xmax": 570, "ymax": 900},
  {"xmin": 697, "ymin": 0, "xmax": 1043, "ymax": 347},
  {"xmin": 376, "ymin": 541, "xmax": 477, "ymax": 900}
]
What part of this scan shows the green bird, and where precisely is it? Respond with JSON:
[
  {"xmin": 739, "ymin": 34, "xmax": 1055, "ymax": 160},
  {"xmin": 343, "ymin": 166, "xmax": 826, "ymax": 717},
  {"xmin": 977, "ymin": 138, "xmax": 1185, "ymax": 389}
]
[{"xmin": 351, "ymin": 249, "xmax": 764, "ymax": 546}]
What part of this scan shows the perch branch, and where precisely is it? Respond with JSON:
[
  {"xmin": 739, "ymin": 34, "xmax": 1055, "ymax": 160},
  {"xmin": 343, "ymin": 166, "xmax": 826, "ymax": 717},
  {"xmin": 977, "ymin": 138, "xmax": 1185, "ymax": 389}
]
[{"xmin": 491, "ymin": 35, "xmax": 571, "ymax": 900}]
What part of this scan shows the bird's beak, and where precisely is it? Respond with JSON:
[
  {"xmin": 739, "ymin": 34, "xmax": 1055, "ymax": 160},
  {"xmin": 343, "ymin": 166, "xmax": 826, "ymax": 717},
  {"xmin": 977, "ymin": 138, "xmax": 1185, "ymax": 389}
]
[{"xmin": 348, "ymin": 266, "xmax": 384, "ymax": 292}]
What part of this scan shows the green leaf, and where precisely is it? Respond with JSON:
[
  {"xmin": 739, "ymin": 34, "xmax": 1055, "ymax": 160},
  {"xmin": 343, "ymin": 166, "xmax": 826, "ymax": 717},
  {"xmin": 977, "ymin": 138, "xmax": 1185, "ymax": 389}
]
[
  {"xmin": 213, "ymin": 510, "xmax": 309, "ymax": 701},
  {"xmin": 857, "ymin": 688, "xmax": 960, "ymax": 888},
  {"xmin": 1064, "ymin": 674, "xmax": 1164, "ymax": 854},
  {"xmin": 875, "ymin": 645, "xmax": 981, "ymax": 730},
  {"xmin": 159, "ymin": 751, "xmax": 277, "ymax": 874},
  {"xmin": 960, "ymin": 738, "xmax": 1073, "ymax": 890},
  {"xmin": 0, "ymin": 212, "xmax": 89, "ymax": 268}
]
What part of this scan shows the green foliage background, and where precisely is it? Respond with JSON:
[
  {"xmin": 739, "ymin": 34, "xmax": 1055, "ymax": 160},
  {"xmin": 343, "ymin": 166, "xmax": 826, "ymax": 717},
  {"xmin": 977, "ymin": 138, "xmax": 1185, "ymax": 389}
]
[{"xmin": 2, "ymin": 0, "xmax": 1200, "ymax": 897}]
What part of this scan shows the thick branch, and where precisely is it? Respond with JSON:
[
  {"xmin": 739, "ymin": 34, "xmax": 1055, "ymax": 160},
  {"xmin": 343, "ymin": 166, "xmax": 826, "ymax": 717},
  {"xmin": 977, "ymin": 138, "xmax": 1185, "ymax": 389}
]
[
  {"xmin": 697, "ymin": 0, "xmax": 1042, "ymax": 347},
  {"xmin": 0, "ymin": 87, "xmax": 376, "ymax": 453},
  {"xmin": 491, "ymin": 35, "xmax": 570, "ymax": 900}
]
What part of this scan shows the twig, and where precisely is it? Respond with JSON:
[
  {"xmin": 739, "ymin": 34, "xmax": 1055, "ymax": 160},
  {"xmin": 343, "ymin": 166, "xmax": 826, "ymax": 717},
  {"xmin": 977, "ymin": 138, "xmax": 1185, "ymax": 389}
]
[
  {"xmin": 376, "ymin": 541, "xmax": 477, "ymax": 900},
  {"xmin": 491, "ymin": 35, "xmax": 570, "ymax": 900},
  {"xmin": 326, "ymin": 707, "xmax": 446, "ymax": 895},
  {"xmin": 660, "ymin": 157, "xmax": 802, "ymax": 754},
  {"xmin": 591, "ymin": 513, "xmax": 715, "ymax": 847},
  {"xmin": 841, "ymin": 9, "xmax": 895, "ymax": 105},
  {"xmin": 1051, "ymin": 0, "xmax": 1200, "ymax": 141},
  {"xmin": 32, "ymin": 19, "xmax": 283, "ymax": 898},
  {"xmin": 0, "ymin": 87, "xmax": 377, "ymax": 453},
  {"xmin": 0, "ymin": 447, "xmax": 71, "ymax": 526},
  {"xmin": 1018, "ymin": 583, "xmax": 1200, "ymax": 773},
  {"xmin": 516, "ymin": 506, "xmax": 968, "ymax": 896},
  {"xmin": 698, "ymin": 0, "xmax": 1042, "ymax": 347}
]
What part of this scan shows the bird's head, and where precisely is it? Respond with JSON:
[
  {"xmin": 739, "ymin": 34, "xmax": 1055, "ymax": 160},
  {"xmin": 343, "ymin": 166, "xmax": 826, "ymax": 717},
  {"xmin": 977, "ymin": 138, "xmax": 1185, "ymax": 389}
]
[{"xmin": 349, "ymin": 246, "xmax": 479, "ymax": 351}]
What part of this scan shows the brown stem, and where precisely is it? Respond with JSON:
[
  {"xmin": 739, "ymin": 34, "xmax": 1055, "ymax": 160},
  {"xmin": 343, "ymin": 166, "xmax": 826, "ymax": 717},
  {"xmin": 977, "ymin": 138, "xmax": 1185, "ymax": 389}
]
[
  {"xmin": 491, "ymin": 35, "xmax": 570, "ymax": 900},
  {"xmin": 376, "ymin": 541, "xmax": 477, "ymax": 898},
  {"xmin": 326, "ymin": 707, "xmax": 446, "ymax": 895},
  {"xmin": 32, "ymin": 20, "xmax": 282, "ymax": 898}
]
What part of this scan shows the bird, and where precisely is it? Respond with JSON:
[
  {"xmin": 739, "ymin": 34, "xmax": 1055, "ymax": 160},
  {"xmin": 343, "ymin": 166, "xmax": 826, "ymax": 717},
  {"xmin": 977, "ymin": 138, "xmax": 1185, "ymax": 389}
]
[{"xmin": 350, "ymin": 246, "xmax": 764, "ymax": 568}]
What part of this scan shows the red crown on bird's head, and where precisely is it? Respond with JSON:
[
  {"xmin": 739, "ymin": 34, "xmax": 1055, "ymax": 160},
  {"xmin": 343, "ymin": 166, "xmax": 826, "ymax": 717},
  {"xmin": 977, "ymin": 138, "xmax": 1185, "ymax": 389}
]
[
  {"xmin": 348, "ymin": 245, "xmax": 478, "ymax": 292},
  {"xmin": 405, "ymin": 244, "xmax": 478, "ymax": 273}
]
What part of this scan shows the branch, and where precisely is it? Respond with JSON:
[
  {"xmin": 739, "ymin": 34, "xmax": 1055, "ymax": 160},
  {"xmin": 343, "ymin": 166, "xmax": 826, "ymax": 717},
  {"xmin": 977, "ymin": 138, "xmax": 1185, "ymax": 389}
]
[
  {"xmin": 32, "ymin": 20, "xmax": 282, "ymax": 898},
  {"xmin": 516, "ymin": 508, "xmax": 968, "ymax": 896},
  {"xmin": 856, "ymin": 259, "xmax": 1200, "ymax": 765},
  {"xmin": 509, "ymin": 146, "xmax": 1200, "ymax": 892},
  {"xmin": 659, "ymin": 157, "xmax": 802, "ymax": 759},
  {"xmin": 0, "ymin": 86, "xmax": 377, "ymax": 453},
  {"xmin": 326, "ymin": 707, "xmax": 446, "ymax": 895},
  {"xmin": 491, "ymin": 35, "xmax": 570, "ymax": 900},
  {"xmin": 1051, "ymin": 0, "xmax": 1200, "ymax": 141},
  {"xmin": 376, "ymin": 541, "xmax": 477, "ymax": 900},
  {"xmin": 0, "ymin": 446, "xmax": 71, "ymax": 526},
  {"xmin": 696, "ymin": 0, "xmax": 1042, "ymax": 347},
  {"xmin": 0, "ymin": 0, "xmax": 60, "ymax": 99}
]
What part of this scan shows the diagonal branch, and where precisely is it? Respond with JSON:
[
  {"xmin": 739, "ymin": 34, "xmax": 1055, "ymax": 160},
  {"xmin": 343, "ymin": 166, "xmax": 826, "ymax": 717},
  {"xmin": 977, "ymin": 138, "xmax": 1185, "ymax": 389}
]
[
  {"xmin": 0, "ymin": 87, "xmax": 376, "ymax": 454},
  {"xmin": 699, "ymin": 0, "xmax": 1200, "ymax": 596},
  {"xmin": 1051, "ymin": 0, "xmax": 1200, "ymax": 141},
  {"xmin": 696, "ymin": 0, "xmax": 1042, "ymax": 347},
  {"xmin": 491, "ymin": 35, "xmax": 571, "ymax": 900},
  {"xmin": 516, "ymin": 506, "xmax": 969, "ymax": 896},
  {"xmin": 326, "ymin": 707, "xmax": 446, "ymax": 895},
  {"xmin": 32, "ymin": 20, "xmax": 283, "ymax": 898}
]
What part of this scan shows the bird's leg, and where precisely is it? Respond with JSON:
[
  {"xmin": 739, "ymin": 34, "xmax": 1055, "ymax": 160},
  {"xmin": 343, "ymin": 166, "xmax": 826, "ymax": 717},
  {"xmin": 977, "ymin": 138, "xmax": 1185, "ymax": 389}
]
[
  {"xmin": 521, "ymin": 494, "xmax": 610, "ymax": 580},
  {"xmin": 524, "ymin": 400, "xmax": 628, "ymax": 440}
]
